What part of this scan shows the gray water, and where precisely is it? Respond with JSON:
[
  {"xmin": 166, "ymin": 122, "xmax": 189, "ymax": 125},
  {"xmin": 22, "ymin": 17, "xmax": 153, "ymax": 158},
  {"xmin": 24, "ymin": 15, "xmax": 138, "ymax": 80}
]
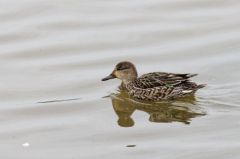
[{"xmin": 1, "ymin": 0, "xmax": 240, "ymax": 158}]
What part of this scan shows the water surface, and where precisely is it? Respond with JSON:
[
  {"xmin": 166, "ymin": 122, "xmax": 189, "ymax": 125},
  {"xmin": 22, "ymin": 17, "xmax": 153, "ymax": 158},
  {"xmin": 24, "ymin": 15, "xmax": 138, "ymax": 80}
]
[{"xmin": 0, "ymin": 0, "xmax": 240, "ymax": 158}]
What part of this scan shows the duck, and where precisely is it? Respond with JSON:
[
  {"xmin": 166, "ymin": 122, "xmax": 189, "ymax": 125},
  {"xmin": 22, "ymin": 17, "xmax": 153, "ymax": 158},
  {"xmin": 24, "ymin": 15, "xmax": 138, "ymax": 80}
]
[{"xmin": 102, "ymin": 61, "xmax": 205, "ymax": 101}]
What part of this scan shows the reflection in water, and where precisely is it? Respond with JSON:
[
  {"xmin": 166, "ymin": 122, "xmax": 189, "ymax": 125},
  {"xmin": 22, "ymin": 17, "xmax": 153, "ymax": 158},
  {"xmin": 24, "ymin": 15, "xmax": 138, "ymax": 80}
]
[{"xmin": 109, "ymin": 90, "xmax": 206, "ymax": 127}]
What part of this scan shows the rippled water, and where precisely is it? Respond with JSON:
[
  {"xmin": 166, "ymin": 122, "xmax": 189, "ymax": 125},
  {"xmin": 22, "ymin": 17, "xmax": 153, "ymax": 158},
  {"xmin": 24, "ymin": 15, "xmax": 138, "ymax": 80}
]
[{"xmin": 1, "ymin": 0, "xmax": 240, "ymax": 158}]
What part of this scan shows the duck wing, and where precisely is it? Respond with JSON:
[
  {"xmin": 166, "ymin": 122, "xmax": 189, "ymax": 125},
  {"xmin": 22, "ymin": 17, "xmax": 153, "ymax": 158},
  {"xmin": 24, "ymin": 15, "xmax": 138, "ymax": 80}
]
[{"xmin": 134, "ymin": 72, "xmax": 198, "ymax": 89}]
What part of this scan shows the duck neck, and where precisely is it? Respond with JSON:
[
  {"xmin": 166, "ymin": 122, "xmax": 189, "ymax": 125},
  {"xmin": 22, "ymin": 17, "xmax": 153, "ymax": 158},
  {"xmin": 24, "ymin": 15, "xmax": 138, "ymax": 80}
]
[
  {"xmin": 123, "ymin": 79, "xmax": 131, "ymax": 85},
  {"xmin": 122, "ymin": 76, "xmax": 137, "ymax": 86},
  {"xmin": 122, "ymin": 68, "xmax": 138, "ymax": 86}
]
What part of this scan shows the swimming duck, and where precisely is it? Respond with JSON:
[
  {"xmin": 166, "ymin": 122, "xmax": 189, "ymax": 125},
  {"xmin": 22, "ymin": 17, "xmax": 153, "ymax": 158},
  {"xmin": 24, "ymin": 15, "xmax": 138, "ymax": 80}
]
[{"xmin": 102, "ymin": 61, "xmax": 205, "ymax": 101}]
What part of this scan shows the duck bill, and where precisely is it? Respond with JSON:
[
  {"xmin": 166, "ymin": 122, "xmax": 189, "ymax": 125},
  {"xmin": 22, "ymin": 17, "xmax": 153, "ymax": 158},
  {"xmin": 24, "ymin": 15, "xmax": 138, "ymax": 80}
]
[{"xmin": 102, "ymin": 74, "xmax": 116, "ymax": 81}]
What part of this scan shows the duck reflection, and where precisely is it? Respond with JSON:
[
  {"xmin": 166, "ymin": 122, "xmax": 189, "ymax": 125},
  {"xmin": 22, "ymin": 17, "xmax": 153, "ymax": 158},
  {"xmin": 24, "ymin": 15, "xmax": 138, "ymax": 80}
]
[{"xmin": 110, "ymin": 90, "xmax": 205, "ymax": 127}]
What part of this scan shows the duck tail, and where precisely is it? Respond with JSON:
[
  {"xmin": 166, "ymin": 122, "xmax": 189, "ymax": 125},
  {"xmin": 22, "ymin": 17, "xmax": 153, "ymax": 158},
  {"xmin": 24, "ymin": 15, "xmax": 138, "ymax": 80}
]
[
  {"xmin": 197, "ymin": 84, "xmax": 207, "ymax": 89},
  {"xmin": 187, "ymin": 73, "xmax": 198, "ymax": 78}
]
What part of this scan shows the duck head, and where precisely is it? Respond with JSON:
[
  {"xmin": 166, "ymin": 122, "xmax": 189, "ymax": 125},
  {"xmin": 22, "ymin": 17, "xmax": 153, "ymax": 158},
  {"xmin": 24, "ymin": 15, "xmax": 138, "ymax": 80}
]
[{"xmin": 102, "ymin": 61, "xmax": 138, "ymax": 84}]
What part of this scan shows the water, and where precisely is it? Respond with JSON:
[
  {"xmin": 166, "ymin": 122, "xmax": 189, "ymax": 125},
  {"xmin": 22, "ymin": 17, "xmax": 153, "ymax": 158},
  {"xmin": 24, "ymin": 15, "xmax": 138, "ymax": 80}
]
[{"xmin": 0, "ymin": 0, "xmax": 240, "ymax": 158}]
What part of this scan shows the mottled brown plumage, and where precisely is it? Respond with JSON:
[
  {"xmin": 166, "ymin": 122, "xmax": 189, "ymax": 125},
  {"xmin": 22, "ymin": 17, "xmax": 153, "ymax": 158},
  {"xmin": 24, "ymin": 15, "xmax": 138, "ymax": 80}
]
[{"xmin": 102, "ymin": 61, "xmax": 205, "ymax": 101}]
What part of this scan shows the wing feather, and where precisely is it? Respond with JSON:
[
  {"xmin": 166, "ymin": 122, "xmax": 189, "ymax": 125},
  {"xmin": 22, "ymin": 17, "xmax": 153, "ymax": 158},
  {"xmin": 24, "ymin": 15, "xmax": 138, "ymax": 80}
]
[{"xmin": 134, "ymin": 72, "xmax": 197, "ymax": 89}]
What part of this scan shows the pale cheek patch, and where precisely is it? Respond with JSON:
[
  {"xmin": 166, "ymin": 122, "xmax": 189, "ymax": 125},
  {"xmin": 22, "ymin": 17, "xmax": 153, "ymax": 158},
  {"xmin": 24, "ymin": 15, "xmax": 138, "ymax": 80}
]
[
  {"xmin": 115, "ymin": 71, "xmax": 128, "ymax": 79},
  {"xmin": 115, "ymin": 72, "xmax": 122, "ymax": 78}
]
